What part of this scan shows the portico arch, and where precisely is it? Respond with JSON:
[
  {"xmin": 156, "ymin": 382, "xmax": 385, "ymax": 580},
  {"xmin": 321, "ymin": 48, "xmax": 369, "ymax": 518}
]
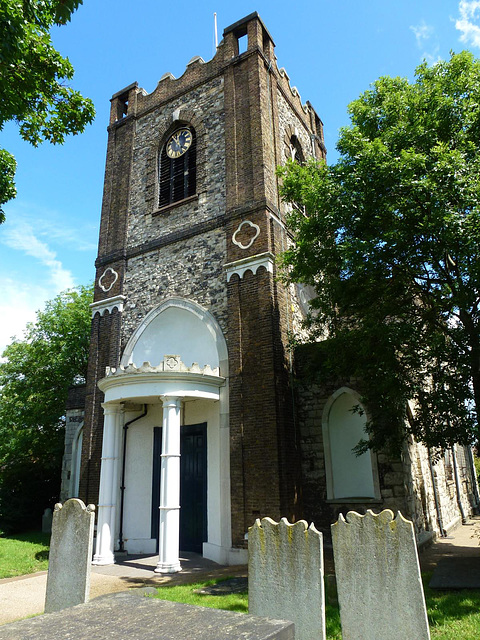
[
  {"xmin": 93, "ymin": 299, "xmax": 233, "ymax": 571},
  {"xmin": 121, "ymin": 297, "xmax": 228, "ymax": 375}
]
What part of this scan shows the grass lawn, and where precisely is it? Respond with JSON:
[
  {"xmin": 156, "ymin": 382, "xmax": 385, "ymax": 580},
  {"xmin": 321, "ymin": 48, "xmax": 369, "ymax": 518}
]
[
  {"xmin": 0, "ymin": 531, "xmax": 50, "ymax": 579},
  {"xmin": 153, "ymin": 576, "xmax": 480, "ymax": 640},
  {"xmin": 1, "ymin": 533, "xmax": 480, "ymax": 639}
]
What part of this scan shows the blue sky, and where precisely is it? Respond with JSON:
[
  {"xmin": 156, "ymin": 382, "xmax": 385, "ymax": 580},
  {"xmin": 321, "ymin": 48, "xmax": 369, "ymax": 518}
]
[{"xmin": 1, "ymin": 0, "xmax": 480, "ymax": 354}]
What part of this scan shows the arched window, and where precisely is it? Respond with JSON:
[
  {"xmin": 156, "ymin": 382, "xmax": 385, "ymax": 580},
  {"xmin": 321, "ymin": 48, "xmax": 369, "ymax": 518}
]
[
  {"xmin": 322, "ymin": 388, "xmax": 380, "ymax": 501},
  {"xmin": 288, "ymin": 134, "xmax": 305, "ymax": 164},
  {"xmin": 158, "ymin": 126, "xmax": 197, "ymax": 208},
  {"xmin": 69, "ymin": 423, "xmax": 83, "ymax": 498}
]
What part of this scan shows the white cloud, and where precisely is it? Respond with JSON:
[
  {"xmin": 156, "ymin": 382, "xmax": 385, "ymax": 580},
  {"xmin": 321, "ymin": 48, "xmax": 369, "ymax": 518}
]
[
  {"xmin": 1, "ymin": 220, "xmax": 75, "ymax": 291},
  {"xmin": 410, "ymin": 20, "xmax": 440, "ymax": 64},
  {"xmin": 0, "ymin": 215, "xmax": 78, "ymax": 357},
  {"xmin": 2, "ymin": 200, "xmax": 98, "ymax": 252},
  {"xmin": 456, "ymin": 0, "xmax": 480, "ymax": 48},
  {"xmin": 410, "ymin": 21, "xmax": 434, "ymax": 47},
  {"xmin": 34, "ymin": 219, "xmax": 98, "ymax": 253},
  {"xmin": 0, "ymin": 278, "xmax": 51, "ymax": 357}
]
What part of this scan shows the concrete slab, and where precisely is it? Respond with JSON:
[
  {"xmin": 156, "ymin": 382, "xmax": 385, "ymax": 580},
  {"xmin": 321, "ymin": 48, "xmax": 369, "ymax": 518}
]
[{"xmin": 0, "ymin": 592, "xmax": 294, "ymax": 640}]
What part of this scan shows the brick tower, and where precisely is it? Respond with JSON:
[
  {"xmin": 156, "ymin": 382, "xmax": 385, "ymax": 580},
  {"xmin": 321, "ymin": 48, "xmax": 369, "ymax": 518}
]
[{"xmin": 78, "ymin": 12, "xmax": 325, "ymax": 568}]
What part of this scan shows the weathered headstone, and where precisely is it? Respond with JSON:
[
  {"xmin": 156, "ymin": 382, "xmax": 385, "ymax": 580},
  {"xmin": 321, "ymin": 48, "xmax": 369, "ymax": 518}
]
[
  {"xmin": 249, "ymin": 517, "xmax": 325, "ymax": 640},
  {"xmin": 41, "ymin": 508, "xmax": 52, "ymax": 533},
  {"xmin": 331, "ymin": 509, "xmax": 430, "ymax": 640},
  {"xmin": 44, "ymin": 499, "xmax": 95, "ymax": 613}
]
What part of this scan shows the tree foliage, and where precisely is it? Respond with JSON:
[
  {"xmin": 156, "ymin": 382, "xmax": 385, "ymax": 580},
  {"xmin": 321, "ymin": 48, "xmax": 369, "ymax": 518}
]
[
  {"xmin": 0, "ymin": 285, "xmax": 93, "ymax": 533},
  {"xmin": 279, "ymin": 51, "xmax": 480, "ymax": 454},
  {"xmin": 0, "ymin": 0, "xmax": 95, "ymax": 221}
]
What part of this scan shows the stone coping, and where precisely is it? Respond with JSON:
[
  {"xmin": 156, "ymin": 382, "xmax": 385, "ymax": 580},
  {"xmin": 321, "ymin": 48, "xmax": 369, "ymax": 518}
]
[{"xmin": 0, "ymin": 592, "xmax": 294, "ymax": 640}]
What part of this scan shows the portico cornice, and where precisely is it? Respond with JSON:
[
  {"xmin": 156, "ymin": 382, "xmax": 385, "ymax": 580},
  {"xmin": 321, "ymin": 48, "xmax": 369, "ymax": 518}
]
[{"xmin": 98, "ymin": 358, "xmax": 225, "ymax": 404}]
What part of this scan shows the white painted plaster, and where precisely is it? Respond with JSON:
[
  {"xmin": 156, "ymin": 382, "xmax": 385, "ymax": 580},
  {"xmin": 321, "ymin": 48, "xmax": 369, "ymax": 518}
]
[
  {"xmin": 93, "ymin": 403, "xmax": 123, "ymax": 565},
  {"xmin": 224, "ymin": 252, "xmax": 274, "ymax": 282},
  {"xmin": 123, "ymin": 411, "xmax": 156, "ymax": 543},
  {"xmin": 99, "ymin": 370, "xmax": 223, "ymax": 405},
  {"xmin": 100, "ymin": 297, "xmax": 234, "ymax": 564},
  {"xmin": 156, "ymin": 397, "xmax": 182, "ymax": 573},
  {"xmin": 122, "ymin": 298, "xmax": 227, "ymax": 371},
  {"xmin": 322, "ymin": 388, "xmax": 380, "ymax": 501},
  {"xmin": 90, "ymin": 295, "xmax": 126, "ymax": 318}
]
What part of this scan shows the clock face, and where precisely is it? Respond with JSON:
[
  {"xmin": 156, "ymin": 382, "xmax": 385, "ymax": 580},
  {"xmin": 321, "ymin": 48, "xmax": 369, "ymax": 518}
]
[{"xmin": 166, "ymin": 128, "xmax": 193, "ymax": 159}]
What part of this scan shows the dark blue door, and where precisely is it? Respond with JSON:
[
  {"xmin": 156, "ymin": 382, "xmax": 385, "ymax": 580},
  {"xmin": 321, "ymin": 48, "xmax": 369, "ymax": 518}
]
[{"xmin": 152, "ymin": 423, "xmax": 207, "ymax": 553}]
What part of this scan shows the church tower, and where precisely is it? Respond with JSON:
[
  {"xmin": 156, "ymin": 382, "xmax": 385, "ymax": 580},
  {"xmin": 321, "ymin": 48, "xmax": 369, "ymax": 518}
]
[{"xmin": 79, "ymin": 12, "xmax": 325, "ymax": 569}]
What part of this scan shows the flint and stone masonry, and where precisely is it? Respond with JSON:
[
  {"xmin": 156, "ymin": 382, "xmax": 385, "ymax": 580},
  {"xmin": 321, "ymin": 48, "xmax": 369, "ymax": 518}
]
[
  {"xmin": 77, "ymin": 12, "xmax": 325, "ymax": 568},
  {"xmin": 65, "ymin": 11, "xmax": 477, "ymax": 570}
]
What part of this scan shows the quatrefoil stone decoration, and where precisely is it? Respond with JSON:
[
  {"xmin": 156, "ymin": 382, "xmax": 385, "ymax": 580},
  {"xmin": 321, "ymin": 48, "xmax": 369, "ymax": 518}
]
[
  {"xmin": 232, "ymin": 220, "xmax": 260, "ymax": 250},
  {"xmin": 98, "ymin": 267, "xmax": 118, "ymax": 293}
]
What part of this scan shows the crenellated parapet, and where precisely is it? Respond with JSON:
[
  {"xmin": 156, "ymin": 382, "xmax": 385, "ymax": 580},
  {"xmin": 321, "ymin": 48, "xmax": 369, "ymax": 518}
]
[{"xmin": 108, "ymin": 10, "xmax": 324, "ymax": 160}]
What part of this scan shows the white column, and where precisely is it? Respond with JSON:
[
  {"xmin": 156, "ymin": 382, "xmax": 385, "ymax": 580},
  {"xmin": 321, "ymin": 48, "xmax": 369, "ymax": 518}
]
[
  {"xmin": 155, "ymin": 396, "xmax": 182, "ymax": 573},
  {"xmin": 92, "ymin": 402, "xmax": 123, "ymax": 565}
]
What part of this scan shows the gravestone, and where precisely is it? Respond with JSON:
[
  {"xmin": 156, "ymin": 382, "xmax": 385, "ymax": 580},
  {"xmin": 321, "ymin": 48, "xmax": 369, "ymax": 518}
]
[
  {"xmin": 249, "ymin": 517, "xmax": 325, "ymax": 640},
  {"xmin": 331, "ymin": 509, "xmax": 430, "ymax": 640},
  {"xmin": 44, "ymin": 499, "xmax": 95, "ymax": 613},
  {"xmin": 41, "ymin": 508, "xmax": 52, "ymax": 533}
]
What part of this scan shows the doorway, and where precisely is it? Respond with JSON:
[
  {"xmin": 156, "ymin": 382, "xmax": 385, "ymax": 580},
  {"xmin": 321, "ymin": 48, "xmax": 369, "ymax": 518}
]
[{"xmin": 152, "ymin": 423, "xmax": 207, "ymax": 554}]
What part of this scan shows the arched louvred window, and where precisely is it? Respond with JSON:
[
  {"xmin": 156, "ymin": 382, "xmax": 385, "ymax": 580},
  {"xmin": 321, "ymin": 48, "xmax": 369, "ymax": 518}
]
[
  {"xmin": 158, "ymin": 126, "xmax": 197, "ymax": 208},
  {"xmin": 289, "ymin": 134, "xmax": 305, "ymax": 164}
]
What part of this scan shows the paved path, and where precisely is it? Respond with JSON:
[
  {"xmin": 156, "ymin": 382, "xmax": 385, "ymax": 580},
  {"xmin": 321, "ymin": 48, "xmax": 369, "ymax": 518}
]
[
  {"xmin": 1, "ymin": 518, "xmax": 479, "ymax": 626},
  {"xmin": 0, "ymin": 553, "xmax": 247, "ymax": 626}
]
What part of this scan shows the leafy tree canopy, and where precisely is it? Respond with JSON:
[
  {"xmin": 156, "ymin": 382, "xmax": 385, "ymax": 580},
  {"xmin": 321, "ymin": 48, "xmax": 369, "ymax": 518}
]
[
  {"xmin": 0, "ymin": 285, "xmax": 93, "ymax": 532},
  {"xmin": 0, "ymin": 0, "xmax": 95, "ymax": 221},
  {"xmin": 279, "ymin": 51, "xmax": 480, "ymax": 454}
]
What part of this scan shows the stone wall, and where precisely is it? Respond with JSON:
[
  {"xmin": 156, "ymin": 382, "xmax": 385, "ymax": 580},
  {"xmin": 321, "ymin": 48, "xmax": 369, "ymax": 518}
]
[
  {"xmin": 78, "ymin": 12, "xmax": 327, "ymax": 546},
  {"xmin": 405, "ymin": 442, "xmax": 479, "ymax": 541},
  {"xmin": 294, "ymin": 344, "xmax": 478, "ymax": 541},
  {"xmin": 122, "ymin": 227, "xmax": 228, "ymax": 353},
  {"xmin": 126, "ymin": 76, "xmax": 225, "ymax": 247},
  {"xmin": 277, "ymin": 88, "xmax": 315, "ymax": 164}
]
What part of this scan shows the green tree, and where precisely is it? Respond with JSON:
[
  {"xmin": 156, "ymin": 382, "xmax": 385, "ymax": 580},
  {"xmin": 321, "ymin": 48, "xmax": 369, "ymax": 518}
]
[
  {"xmin": 279, "ymin": 51, "xmax": 480, "ymax": 454},
  {"xmin": 0, "ymin": 285, "xmax": 93, "ymax": 533},
  {"xmin": 0, "ymin": 0, "xmax": 95, "ymax": 221}
]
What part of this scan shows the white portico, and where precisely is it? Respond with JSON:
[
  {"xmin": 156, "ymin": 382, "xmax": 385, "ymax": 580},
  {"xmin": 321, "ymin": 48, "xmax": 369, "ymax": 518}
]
[{"xmin": 91, "ymin": 298, "xmax": 238, "ymax": 571}]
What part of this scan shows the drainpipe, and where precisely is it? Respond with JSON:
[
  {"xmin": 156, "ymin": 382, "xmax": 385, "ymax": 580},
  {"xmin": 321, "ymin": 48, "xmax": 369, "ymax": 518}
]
[
  {"xmin": 428, "ymin": 448, "xmax": 448, "ymax": 538},
  {"xmin": 118, "ymin": 405, "xmax": 148, "ymax": 552},
  {"xmin": 452, "ymin": 446, "xmax": 468, "ymax": 524}
]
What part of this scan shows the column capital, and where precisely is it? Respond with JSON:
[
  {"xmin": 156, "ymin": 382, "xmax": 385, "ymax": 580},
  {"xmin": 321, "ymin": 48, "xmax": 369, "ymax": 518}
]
[
  {"xmin": 160, "ymin": 396, "xmax": 182, "ymax": 409},
  {"xmin": 101, "ymin": 402, "xmax": 124, "ymax": 415}
]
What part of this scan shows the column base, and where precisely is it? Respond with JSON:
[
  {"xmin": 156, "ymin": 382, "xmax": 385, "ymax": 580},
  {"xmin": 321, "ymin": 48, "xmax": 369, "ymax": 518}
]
[
  {"xmin": 92, "ymin": 552, "xmax": 115, "ymax": 566},
  {"xmin": 154, "ymin": 561, "xmax": 182, "ymax": 574}
]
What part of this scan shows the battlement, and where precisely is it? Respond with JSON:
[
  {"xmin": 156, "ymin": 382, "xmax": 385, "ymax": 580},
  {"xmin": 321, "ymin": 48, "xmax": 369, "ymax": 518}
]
[{"xmin": 108, "ymin": 12, "xmax": 323, "ymax": 144}]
